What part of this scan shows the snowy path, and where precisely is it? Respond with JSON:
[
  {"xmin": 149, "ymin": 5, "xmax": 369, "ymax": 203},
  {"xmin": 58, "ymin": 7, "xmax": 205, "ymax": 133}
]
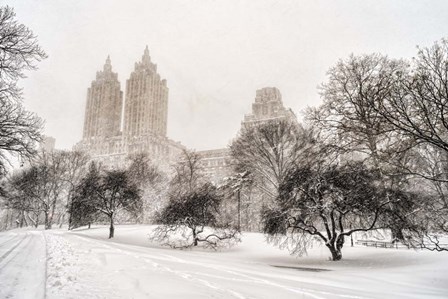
[
  {"xmin": 46, "ymin": 232, "xmax": 344, "ymax": 299},
  {"xmin": 0, "ymin": 226, "xmax": 447, "ymax": 298},
  {"xmin": 0, "ymin": 231, "xmax": 46, "ymax": 299}
]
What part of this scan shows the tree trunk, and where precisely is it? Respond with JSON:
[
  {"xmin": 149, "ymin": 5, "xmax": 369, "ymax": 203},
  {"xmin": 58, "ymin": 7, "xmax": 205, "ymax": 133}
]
[
  {"xmin": 47, "ymin": 200, "xmax": 57, "ymax": 230},
  {"xmin": 109, "ymin": 216, "xmax": 114, "ymax": 239},
  {"xmin": 88, "ymin": 223, "xmax": 91, "ymax": 229},
  {"xmin": 327, "ymin": 243, "xmax": 343, "ymax": 261},
  {"xmin": 237, "ymin": 190, "xmax": 241, "ymax": 232},
  {"xmin": 22, "ymin": 211, "xmax": 28, "ymax": 227},
  {"xmin": 44, "ymin": 211, "xmax": 51, "ymax": 230},
  {"xmin": 58, "ymin": 213, "xmax": 65, "ymax": 228},
  {"xmin": 19, "ymin": 211, "xmax": 25, "ymax": 228},
  {"xmin": 68, "ymin": 201, "xmax": 73, "ymax": 230},
  {"xmin": 27, "ymin": 213, "xmax": 38, "ymax": 228},
  {"xmin": 327, "ymin": 236, "xmax": 344, "ymax": 261},
  {"xmin": 5, "ymin": 209, "xmax": 10, "ymax": 230},
  {"xmin": 192, "ymin": 229, "xmax": 198, "ymax": 246},
  {"xmin": 391, "ymin": 227, "xmax": 404, "ymax": 242}
]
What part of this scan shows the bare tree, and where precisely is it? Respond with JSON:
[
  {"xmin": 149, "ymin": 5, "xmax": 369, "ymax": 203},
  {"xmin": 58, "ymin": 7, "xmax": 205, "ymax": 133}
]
[
  {"xmin": 231, "ymin": 120, "xmax": 316, "ymax": 202},
  {"xmin": 126, "ymin": 152, "xmax": 166, "ymax": 223},
  {"xmin": 0, "ymin": 6, "xmax": 46, "ymax": 175},
  {"xmin": 70, "ymin": 163, "xmax": 142, "ymax": 238},
  {"xmin": 150, "ymin": 150, "xmax": 239, "ymax": 249},
  {"xmin": 169, "ymin": 149, "xmax": 204, "ymax": 198},
  {"xmin": 311, "ymin": 53, "xmax": 422, "ymax": 241},
  {"xmin": 356, "ymin": 39, "xmax": 448, "ymax": 250},
  {"xmin": 0, "ymin": 6, "xmax": 47, "ymax": 101},
  {"xmin": 68, "ymin": 162, "xmax": 102, "ymax": 230},
  {"xmin": 220, "ymin": 171, "xmax": 252, "ymax": 232},
  {"xmin": 5, "ymin": 150, "xmax": 87, "ymax": 230},
  {"xmin": 264, "ymin": 161, "xmax": 414, "ymax": 261},
  {"xmin": 37, "ymin": 151, "xmax": 73, "ymax": 229},
  {"xmin": 371, "ymin": 39, "xmax": 448, "ymax": 154},
  {"xmin": 151, "ymin": 183, "xmax": 239, "ymax": 249},
  {"xmin": 310, "ymin": 54, "xmax": 409, "ymax": 165},
  {"xmin": 57, "ymin": 150, "xmax": 90, "ymax": 228},
  {"xmin": 3, "ymin": 169, "xmax": 42, "ymax": 227},
  {"xmin": 0, "ymin": 81, "xmax": 43, "ymax": 176}
]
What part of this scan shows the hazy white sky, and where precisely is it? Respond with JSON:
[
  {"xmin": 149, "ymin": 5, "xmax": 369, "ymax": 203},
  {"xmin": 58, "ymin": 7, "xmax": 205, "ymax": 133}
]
[{"xmin": 5, "ymin": 0, "xmax": 448, "ymax": 150}]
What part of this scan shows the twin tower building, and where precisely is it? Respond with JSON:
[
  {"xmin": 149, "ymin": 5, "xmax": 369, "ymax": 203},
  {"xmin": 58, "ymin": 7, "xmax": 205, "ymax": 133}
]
[
  {"xmin": 76, "ymin": 47, "xmax": 184, "ymax": 167},
  {"xmin": 77, "ymin": 46, "xmax": 296, "ymax": 175}
]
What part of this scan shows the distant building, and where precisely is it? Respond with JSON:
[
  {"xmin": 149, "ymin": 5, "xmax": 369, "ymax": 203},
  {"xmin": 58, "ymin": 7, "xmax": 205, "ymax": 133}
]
[
  {"xmin": 123, "ymin": 46, "xmax": 168, "ymax": 138},
  {"xmin": 75, "ymin": 47, "xmax": 185, "ymax": 169},
  {"xmin": 241, "ymin": 87, "xmax": 296, "ymax": 129},
  {"xmin": 75, "ymin": 48, "xmax": 297, "ymax": 180},
  {"xmin": 83, "ymin": 56, "xmax": 122, "ymax": 139},
  {"xmin": 197, "ymin": 87, "xmax": 297, "ymax": 183},
  {"xmin": 197, "ymin": 148, "xmax": 233, "ymax": 185}
]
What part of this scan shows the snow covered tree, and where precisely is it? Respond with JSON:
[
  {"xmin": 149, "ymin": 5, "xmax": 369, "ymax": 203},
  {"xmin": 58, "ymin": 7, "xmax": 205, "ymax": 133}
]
[
  {"xmin": 311, "ymin": 40, "xmax": 448, "ymax": 251},
  {"xmin": 70, "ymin": 162, "xmax": 142, "ymax": 238},
  {"xmin": 169, "ymin": 149, "xmax": 204, "ymax": 197},
  {"xmin": 31, "ymin": 150, "xmax": 78, "ymax": 230},
  {"xmin": 68, "ymin": 162, "xmax": 101, "ymax": 229},
  {"xmin": 152, "ymin": 183, "xmax": 239, "ymax": 249},
  {"xmin": 3, "ymin": 168, "xmax": 42, "ymax": 227},
  {"xmin": 220, "ymin": 171, "xmax": 252, "ymax": 231},
  {"xmin": 6, "ymin": 161, "xmax": 60, "ymax": 230},
  {"xmin": 151, "ymin": 150, "xmax": 239, "ymax": 249},
  {"xmin": 309, "ymin": 53, "xmax": 413, "ymax": 241},
  {"xmin": 263, "ymin": 161, "xmax": 415, "ymax": 261},
  {"xmin": 231, "ymin": 120, "xmax": 315, "ymax": 202},
  {"xmin": 230, "ymin": 120, "xmax": 317, "ymax": 232},
  {"xmin": 365, "ymin": 40, "xmax": 448, "ymax": 250},
  {"xmin": 126, "ymin": 152, "xmax": 166, "ymax": 223},
  {"xmin": 56, "ymin": 150, "xmax": 90, "ymax": 228}
]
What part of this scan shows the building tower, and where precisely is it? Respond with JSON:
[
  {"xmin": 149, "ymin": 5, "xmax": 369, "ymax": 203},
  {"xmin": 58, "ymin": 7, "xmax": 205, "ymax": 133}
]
[
  {"xmin": 123, "ymin": 46, "xmax": 168, "ymax": 137},
  {"xmin": 241, "ymin": 87, "xmax": 296, "ymax": 128},
  {"xmin": 82, "ymin": 56, "xmax": 123, "ymax": 139}
]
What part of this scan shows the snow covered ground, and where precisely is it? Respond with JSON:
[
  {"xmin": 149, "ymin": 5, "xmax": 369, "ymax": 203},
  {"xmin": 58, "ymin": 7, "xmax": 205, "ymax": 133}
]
[{"xmin": 0, "ymin": 225, "xmax": 447, "ymax": 298}]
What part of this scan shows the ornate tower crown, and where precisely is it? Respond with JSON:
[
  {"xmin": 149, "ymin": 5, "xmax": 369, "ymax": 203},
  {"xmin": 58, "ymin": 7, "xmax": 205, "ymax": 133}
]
[
  {"xmin": 142, "ymin": 45, "xmax": 151, "ymax": 64},
  {"xmin": 103, "ymin": 55, "xmax": 112, "ymax": 72}
]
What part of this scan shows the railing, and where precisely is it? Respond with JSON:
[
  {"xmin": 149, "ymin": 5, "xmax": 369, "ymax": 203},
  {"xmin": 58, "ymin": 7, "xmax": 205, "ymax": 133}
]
[
  {"xmin": 355, "ymin": 240, "xmax": 402, "ymax": 249},
  {"xmin": 356, "ymin": 239, "xmax": 448, "ymax": 250}
]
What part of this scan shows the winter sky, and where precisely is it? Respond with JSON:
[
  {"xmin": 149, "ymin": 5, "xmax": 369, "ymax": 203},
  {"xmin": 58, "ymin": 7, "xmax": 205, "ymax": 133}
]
[{"xmin": 6, "ymin": 0, "xmax": 448, "ymax": 150}]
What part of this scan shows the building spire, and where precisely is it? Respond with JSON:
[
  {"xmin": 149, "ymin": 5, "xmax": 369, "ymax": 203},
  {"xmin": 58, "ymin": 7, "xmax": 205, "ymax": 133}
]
[
  {"xmin": 104, "ymin": 55, "xmax": 112, "ymax": 72},
  {"xmin": 142, "ymin": 45, "xmax": 150, "ymax": 64}
]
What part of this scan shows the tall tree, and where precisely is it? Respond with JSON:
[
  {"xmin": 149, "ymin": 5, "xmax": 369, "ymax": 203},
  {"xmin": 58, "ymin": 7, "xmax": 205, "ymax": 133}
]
[
  {"xmin": 231, "ymin": 120, "xmax": 315, "ymax": 201},
  {"xmin": 169, "ymin": 149, "xmax": 204, "ymax": 198},
  {"xmin": 70, "ymin": 163, "xmax": 142, "ymax": 238},
  {"xmin": 0, "ymin": 6, "xmax": 46, "ymax": 174},
  {"xmin": 126, "ymin": 152, "xmax": 166, "ymax": 223},
  {"xmin": 311, "ymin": 54, "xmax": 415, "ymax": 240},
  {"xmin": 371, "ymin": 39, "xmax": 448, "ymax": 154},
  {"xmin": 69, "ymin": 162, "xmax": 102, "ymax": 230},
  {"xmin": 0, "ymin": 6, "xmax": 47, "ymax": 101},
  {"xmin": 58, "ymin": 150, "xmax": 90, "ymax": 227},
  {"xmin": 4, "ymin": 168, "xmax": 42, "ymax": 227},
  {"xmin": 264, "ymin": 161, "xmax": 415, "ymax": 261},
  {"xmin": 363, "ymin": 39, "xmax": 448, "ymax": 249},
  {"xmin": 220, "ymin": 171, "xmax": 252, "ymax": 231}
]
